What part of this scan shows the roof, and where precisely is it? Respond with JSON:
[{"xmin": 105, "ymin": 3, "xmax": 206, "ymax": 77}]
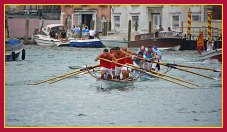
[{"xmin": 42, "ymin": 24, "xmax": 64, "ymax": 35}]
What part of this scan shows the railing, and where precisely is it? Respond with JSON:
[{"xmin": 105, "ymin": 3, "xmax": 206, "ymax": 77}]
[{"xmin": 180, "ymin": 26, "xmax": 222, "ymax": 41}]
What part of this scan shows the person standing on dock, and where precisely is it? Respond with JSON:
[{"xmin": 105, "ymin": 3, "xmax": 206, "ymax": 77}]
[
  {"xmin": 206, "ymin": 40, "xmax": 214, "ymax": 51},
  {"xmin": 95, "ymin": 49, "xmax": 117, "ymax": 79},
  {"xmin": 89, "ymin": 28, "xmax": 96, "ymax": 39},
  {"xmin": 38, "ymin": 16, "xmax": 44, "ymax": 34}
]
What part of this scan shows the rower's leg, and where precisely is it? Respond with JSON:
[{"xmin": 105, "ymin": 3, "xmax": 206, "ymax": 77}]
[
  {"xmin": 101, "ymin": 70, "xmax": 105, "ymax": 79},
  {"xmin": 112, "ymin": 69, "xmax": 116, "ymax": 79},
  {"xmin": 151, "ymin": 63, "xmax": 157, "ymax": 71},
  {"xmin": 107, "ymin": 74, "xmax": 112, "ymax": 79},
  {"xmin": 115, "ymin": 67, "xmax": 121, "ymax": 80},
  {"xmin": 126, "ymin": 68, "xmax": 130, "ymax": 78},
  {"xmin": 122, "ymin": 70, "xmax": 127, "ymax": 80},
  {"xmin": 107, "ymin": 69, "xmax": 113, "ymax": 79}
]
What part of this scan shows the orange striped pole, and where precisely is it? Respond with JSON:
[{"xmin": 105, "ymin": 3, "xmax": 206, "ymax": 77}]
[
  {"xmin": 207, "ymin": 10, "xmax": 212, "ymax": 41},
  {"xmin": 187, "ymin": 8, "xmax": 191, "ymax": 39}
]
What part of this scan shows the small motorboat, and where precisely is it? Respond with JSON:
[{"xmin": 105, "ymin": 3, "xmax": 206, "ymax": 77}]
[
  {"xmin": 5, "ymin": 38, "xmax": 25, "ymax": 61},
  {"xmin": 70, "ymin": 38, "xmax": 104, "ymax": 48},
  {"xmin": 33, "ymin": 24, "xmax": 75, "ymax": 47}
]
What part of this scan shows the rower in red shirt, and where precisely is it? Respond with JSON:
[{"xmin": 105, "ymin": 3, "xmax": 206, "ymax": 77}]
[
  {"xmin": 95, "ymin": 49, "xmax": 117, "ymax": 79},
  {"xmin": 122, "ymin": 47, "xmax": 133, "ymax": 78},
  {"xmin": 113, "ymin": 47, "xmax": 131, "ymax": 80},
  {"xmin": 110, "ymin": 47, "xmax": 116, "ymax": 78}
]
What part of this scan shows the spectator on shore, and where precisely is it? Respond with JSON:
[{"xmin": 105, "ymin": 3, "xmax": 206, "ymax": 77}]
[
  {"xmin": 38, "ymin": 16, "xmax": 44, "ymax": 34},
  {"xmin": 89, "ymin": 28, "xmax": 96, "ymax": 39}
]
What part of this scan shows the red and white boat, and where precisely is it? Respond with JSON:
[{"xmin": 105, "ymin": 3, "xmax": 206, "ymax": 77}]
[{"xmin": 199, "ymin": 48, "xmax": 222, "ymax": 62}]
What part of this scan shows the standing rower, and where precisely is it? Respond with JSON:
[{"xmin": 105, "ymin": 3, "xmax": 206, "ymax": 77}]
[
  {"xmin": 152, "ymin": 45, "xmax": 162, "ymax": 71},
  {"xmin": 95, "ymin": 49, "xmax": 116, "ymax": 79},
  {"xmin": 122, "ymin": 47, "xmax": 133, "ymax": 78},
  {"xmin": 113, "ymin": 47, "xmax": 131, "ymax": 80},
  {"xmin": 110, "ymin": 47, "xmax": 116, "ymax": 79}
]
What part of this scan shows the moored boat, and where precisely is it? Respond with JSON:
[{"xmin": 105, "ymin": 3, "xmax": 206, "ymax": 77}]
[
  {"xmin": 70, "ymin": 38, "xmax": 104, "ymax": 48},
  {"xmin": 5, "ymin": 38, "xmax": 25, "ymax": 61},
  {"xmin": 34, "ymin": 34, "xmax": 73, "ymax": 47},
  {"xmin": 130, "ymin": 31, "xmax": 184, "ymax": 50},
  {"xmin": 199, "ymin": 48, "xmax": 222, "ymax": 62},
  {"xmin": 33, "ymin": 24, "xmax": 75, "ymax": 47}
]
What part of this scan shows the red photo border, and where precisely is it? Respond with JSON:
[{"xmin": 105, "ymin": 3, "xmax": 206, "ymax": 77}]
[{"xmin": 1, "ymin": 0, "xmax": 225, "ymax": 131}]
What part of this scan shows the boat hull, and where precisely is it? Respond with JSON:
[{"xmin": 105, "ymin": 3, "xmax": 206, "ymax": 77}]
[
  {"xmin": 34, "ymin": 35, "xmax": 74, "ymax": 47},
  {"xmin": 130, "ymin": 38, "xmax": 183, "ymax": 51},
  {"xmin": 5, "ymin": 38, "xmax": 24, "ymax": 61},
  {"xmin": 34, "ymin": 35, "xmax": 56, "ymax": 46},
  {"xmin": 5, "ymin": 48, "xmax": 23, "ymax": 61},
  {"xmin": 70, "ymin": 39, "xmax": 104, "ymax": 48},
  {"xmin": 199, "ymin": 48, "xmax": 222, "ymax": 62},
  {"xmin": 96, "ymin": 78, "xmax": 136, "ymax": 89}
]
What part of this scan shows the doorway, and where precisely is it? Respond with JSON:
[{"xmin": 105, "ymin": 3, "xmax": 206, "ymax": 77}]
[{"xmin": 82, "ymin": 14, "xmax": 92, "ymax": 29}]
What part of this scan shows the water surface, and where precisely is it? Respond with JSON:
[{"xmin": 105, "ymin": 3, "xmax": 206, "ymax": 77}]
[{"xmin": 5, "ymin": 45, "xmax": 222, "ymax": 127}]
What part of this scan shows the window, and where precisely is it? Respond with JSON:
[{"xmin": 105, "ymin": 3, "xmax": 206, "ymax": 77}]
[
  {"xmin": 152, "ymin": 14, "xmax": 161, "ymax": 29},
  {"xmin": 172, "ymin": 15, "xmax": 179, "ymax": 30},
  {"xmin": 114, "ymin": 16, "xmax": 120, "ymax": 28},
  {"xmin": 132, "ymin": 16, "xmax": 139, "ymax": 30},
  {"xmin": 192, "ymin": 15, "xmax": 200, "ymax": 21}
]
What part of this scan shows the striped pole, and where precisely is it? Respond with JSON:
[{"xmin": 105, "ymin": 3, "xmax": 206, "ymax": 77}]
[
  {"xmin": 187, "ymin": 8, "xmax": 191, "ymax": 40},
  {"xmin": 207, "ymin": 10, "xmax": 212, "ymax": 41}
]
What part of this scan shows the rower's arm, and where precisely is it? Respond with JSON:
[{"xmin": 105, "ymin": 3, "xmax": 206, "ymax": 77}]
[
  {"xmin": 121, "ymin": 50, "xmax": 132, "ymax": 58},
  {"xmin": 149, "ymin": 52, "xmax": 157, "ymax": 61},
  {"xmin": 111, "ymin": 55, "xmax": 117, "ymax": 62},
  {"xmin": 94, "ymin": 54, "xmax": 101, "ymax": 61}
]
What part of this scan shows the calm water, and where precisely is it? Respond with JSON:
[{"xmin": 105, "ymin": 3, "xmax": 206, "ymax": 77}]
[{"xmin": 5, "ymin": 45, "xmax": 222, "ymax": 127}]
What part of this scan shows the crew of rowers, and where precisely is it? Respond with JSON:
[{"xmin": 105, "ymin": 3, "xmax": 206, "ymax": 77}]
[{"xmin": 95, "ymin": 46, "xmax": 162, "ymax": 80}]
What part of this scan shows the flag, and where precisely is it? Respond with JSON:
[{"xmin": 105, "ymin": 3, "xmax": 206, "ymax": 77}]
[{"xmin": 197, "ymin": 32, "xmax": 204, "ymax": 55}]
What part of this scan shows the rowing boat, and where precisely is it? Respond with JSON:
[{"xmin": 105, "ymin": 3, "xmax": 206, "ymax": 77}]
[
  {"xmin": 82, "ymin": 67, "xmax": 139, "ymax": 89},
  {"xmin": 96, "ymin": 77, "xmax": 137, "ymax": 89}
]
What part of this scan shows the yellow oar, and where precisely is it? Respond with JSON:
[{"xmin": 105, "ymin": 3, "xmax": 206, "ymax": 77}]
[
  {"xmin": 127, "ymin": 63, "xmax": 200, "ymax": 87},
  {"xmin": 163, "ymin": 65, "xmax": 215, "ymax": 80},
  {"xmin": 134, "ymin": 56, "xmax": 215, "ymax": 80},
  {"xmin": 49, "ymin": 70, "xmax": 89, "ymax": 84},
  {"xmin": 50, "ymin": 68, "xmax": 100, "ymax": 84},
  {"xmin": 31, "ymin": 64, "xmax": 100, "ymax": 85},
  {"xmin": 155, "ymin": 62, "xmax": 221, "ymax": 72},
  {"xmin": 132, "ymin": 52, "xmax": 220, "ymax": 72},
  {"xmin": 100, "ymin": 58, "xmax": 194, "ymax": 88}
]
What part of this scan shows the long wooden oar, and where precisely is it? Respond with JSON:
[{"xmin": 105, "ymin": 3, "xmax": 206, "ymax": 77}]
[
  {"xmin": 49, "ymin": 70, "xmax": 89, "ymax": 84},
  {"xmin": 100, "ymin": 58, "xmax": 194, "ymax": 88},
  {"xmin": 31, "ymin": 64, "xmax": 100, "ymax": 85},
  {"xmin": 127, "ymin": 63, "xmax": 200, "ymax": 87},
  {"xmin": 134, "ymin": 56, "xmax": 215, "ymax": 80},
  {"xmin": 132, "ymin": 53, "xmax": 221, "ymax": 72},
  {"xmin": 50, "ymin": 69, "xmax": 100, "ymax": 84},
  {"xmin": 163, "ymin": 65, "xmax": 215, "ymax": 80},
  {"xmin": 155, "ymin": 62, "xmax": 221, "ymax": 72}
]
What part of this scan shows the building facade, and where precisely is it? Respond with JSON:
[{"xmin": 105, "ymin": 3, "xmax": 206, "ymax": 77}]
[
  {"xmin": 111, "ymin": 5, "xmax": 221, "ymax": 33},
  {"xmin": 61, "ymin": 5, "xmax": 111, "ymax": 32}
]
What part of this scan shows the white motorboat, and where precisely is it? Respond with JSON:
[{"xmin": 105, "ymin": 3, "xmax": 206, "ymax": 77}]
[{"xmin": 33, "ymin": 24, "xmax": 74, "ymax": 47}]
